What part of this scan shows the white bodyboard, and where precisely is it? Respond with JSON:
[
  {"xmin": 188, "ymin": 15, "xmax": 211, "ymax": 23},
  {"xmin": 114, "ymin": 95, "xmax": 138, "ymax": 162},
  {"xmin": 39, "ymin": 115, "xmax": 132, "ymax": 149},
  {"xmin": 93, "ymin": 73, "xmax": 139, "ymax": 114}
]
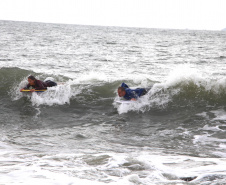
[{"xmin": 115, "ymin": 100, "xmax": 134, "ymax": 104}]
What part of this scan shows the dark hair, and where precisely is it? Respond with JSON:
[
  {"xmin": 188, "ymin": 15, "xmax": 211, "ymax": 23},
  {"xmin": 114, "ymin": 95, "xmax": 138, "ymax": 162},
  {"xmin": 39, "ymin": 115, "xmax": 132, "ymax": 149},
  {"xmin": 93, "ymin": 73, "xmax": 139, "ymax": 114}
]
[
  {"xmin": 118, "ymin": 87, "xmax": 125, "ymax": 92},
  {"xmin": 28, "ymin": 75, "xmax": 36, "ymax": 81}
]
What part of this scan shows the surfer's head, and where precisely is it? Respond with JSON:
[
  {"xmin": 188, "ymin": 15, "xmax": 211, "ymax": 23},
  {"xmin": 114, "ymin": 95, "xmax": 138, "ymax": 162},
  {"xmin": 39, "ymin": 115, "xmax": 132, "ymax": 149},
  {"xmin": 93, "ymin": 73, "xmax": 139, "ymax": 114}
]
[
  {"xmin": 28, "ymin": 75, "xmax": 36, "ymax": 85},
  {"xmin": 118, "ymin": 87, "xmax": 126, "ymax": 97}
]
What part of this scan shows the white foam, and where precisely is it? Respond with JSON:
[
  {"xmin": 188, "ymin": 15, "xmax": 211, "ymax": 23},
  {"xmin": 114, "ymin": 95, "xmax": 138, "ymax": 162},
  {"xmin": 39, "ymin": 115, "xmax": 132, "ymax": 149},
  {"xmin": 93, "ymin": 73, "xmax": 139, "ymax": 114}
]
[
  {"xmin": 193, "ymin": 134, "xmax": 226, "ymax": 144},
  {"xmin": 219, "ymin": 144, "xmax": 226, "ymax": 149},
  {"xmin": 113, "ymin": 94, "xmax": 150, "ymax": 114},
  {"xmin": 196, "ymin": 112, "xmax": 207, "ymax": 117},
  {"xmin": 211, "ymin": 109, "xmax": 226, "ymax": 121},
  {"xmin": 212, "ymin": 151, "xmax": 226, "ymax": 158},
  {"xmin": 1, "ymin": 141, "xmax": 226, "ymax": 185},
  {"xmin": 202, "ymin": 125, "xmax": 222, "ymax": 132},
  {"xmin": 163, "ymin": 64, "xmax": 203, "ymax": 88},
  {"xmin": 30, "ymin": 84, "xmax": 72, "ymax": 106},
  {"xmin": 2, "ymin": 168, "xmax": 116, "ymax": 185}
]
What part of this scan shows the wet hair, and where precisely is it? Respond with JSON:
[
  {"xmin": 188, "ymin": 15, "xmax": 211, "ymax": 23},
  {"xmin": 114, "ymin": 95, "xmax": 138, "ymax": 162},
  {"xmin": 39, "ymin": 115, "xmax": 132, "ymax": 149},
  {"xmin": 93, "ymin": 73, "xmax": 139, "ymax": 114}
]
[
  {"xmin": 28, "ymin": 75, "xmax": 36, "ymax": 81},
  {"xmin": 118, "ymin": 87, "xmax": 125, "ymax": 92}
]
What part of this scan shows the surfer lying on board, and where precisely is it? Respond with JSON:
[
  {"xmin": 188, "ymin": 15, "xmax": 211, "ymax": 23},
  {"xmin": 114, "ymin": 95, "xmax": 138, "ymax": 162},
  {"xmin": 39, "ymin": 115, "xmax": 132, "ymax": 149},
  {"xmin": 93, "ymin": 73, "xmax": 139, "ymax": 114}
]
[
  {"xmin": 20, "ymin": 75, "xmax": 57, "ymax": 92},
  {"xmin": 118, "ymin": 82, "xmax": 148, "ymax": 101}
]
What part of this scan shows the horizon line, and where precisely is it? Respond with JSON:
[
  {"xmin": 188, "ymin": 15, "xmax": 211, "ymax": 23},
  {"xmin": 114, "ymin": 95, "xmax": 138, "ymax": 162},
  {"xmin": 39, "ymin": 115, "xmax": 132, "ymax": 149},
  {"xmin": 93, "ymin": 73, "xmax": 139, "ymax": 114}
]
[{"xmin": 0, "ymin": 19, "xmax": 225, "ymax": 32}]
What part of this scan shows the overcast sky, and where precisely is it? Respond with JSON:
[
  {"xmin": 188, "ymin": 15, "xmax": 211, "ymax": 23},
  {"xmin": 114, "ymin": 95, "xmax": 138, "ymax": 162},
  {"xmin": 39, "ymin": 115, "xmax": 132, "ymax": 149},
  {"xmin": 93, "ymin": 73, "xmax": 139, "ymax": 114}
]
[{"xmin": 0, "ymin": 0, "xmax": 225, "ymax": 30}]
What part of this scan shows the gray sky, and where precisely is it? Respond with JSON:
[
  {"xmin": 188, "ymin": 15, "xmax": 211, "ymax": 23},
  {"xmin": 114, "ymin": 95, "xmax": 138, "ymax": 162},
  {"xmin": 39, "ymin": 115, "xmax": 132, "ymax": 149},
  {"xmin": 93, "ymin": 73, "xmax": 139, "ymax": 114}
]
[{"xmin": 0, "ymin": 0, "xmax": 225, "ymax": 30}]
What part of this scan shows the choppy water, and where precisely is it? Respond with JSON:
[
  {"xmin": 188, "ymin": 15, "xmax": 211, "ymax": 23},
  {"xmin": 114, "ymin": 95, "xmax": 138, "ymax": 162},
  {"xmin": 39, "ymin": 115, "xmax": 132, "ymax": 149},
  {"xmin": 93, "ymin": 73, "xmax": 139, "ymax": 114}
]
[{"xmin": 1, "ymin": 20, "xmax": 226, "ymax": 185}]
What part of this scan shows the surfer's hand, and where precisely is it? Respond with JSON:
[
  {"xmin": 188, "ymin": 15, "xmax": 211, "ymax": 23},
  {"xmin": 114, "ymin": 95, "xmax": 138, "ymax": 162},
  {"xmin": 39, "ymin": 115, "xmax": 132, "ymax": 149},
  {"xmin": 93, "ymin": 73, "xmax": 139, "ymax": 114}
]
[
  {"xmin": 30, "ymin": 89, "xmax": 35, "ymax": 92},
  {"xmin": 131, "ymin": 98, "xmax": 136, "ymax": 101},
  {"xmin": 20, "ymin": 88, "xmax": 24, "ymax": 92}
]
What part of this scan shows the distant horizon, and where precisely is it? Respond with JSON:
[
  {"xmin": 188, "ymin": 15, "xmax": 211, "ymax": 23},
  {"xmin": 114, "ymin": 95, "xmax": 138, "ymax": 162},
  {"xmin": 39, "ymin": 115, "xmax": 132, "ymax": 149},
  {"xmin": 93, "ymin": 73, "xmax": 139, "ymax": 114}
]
[
  {"xmin": 1, "ymin": 19, "xmax": 225, "ymax": 32},
  {"xmin": 0, "ymin": 0, "xmax": 226, "ymax": 31}
]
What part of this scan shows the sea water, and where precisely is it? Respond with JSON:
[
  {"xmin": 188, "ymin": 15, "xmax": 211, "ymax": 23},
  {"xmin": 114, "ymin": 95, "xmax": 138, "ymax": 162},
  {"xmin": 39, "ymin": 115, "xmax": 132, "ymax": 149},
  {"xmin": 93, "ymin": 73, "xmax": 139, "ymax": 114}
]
[{"xmin": 0, "ymin": 20, "xmax": 226, "ymax": 185}]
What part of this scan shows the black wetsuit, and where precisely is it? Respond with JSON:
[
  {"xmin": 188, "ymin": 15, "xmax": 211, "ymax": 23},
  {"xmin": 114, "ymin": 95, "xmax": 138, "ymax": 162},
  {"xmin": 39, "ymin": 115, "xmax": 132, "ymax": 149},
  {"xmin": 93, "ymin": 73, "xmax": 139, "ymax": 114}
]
[{"xmin": 25, "ymin": 80, "xmax": 57, "ymax": 90}]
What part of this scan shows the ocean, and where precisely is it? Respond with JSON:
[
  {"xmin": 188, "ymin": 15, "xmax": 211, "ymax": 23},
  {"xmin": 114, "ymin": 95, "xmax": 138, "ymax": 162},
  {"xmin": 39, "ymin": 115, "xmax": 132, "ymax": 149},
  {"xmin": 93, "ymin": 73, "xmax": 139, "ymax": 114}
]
[{"xmin": 0, "ymin": 20, "xmax": 226, "ymax": 185}]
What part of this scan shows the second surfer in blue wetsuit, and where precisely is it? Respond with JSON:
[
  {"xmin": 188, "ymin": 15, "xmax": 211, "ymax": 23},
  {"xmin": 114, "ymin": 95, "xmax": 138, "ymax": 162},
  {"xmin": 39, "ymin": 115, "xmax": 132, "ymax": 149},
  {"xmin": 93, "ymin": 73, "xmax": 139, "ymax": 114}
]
[{"xmin": 117, "ymin": 82, "xmax": 148, "ymax": 101}]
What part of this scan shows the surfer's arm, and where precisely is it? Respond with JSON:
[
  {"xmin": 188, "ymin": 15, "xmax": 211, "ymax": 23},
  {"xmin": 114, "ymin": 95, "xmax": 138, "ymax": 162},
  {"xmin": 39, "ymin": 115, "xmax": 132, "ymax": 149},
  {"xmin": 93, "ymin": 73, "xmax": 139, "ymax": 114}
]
[
  {"xmin": 20, "ymin": 84, "xmax": 30, "ymax": 91},
  {"xmin": 24, "ymin": 83, "xmax": 31, "ymax": 89}
]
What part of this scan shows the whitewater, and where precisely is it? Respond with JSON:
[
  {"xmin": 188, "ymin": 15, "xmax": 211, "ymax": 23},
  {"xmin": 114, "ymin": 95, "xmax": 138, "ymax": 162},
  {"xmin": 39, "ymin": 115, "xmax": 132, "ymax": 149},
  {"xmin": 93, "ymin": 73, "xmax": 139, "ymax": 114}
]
[{"xmin": 0, "ymin": 20, "xmax": 226, "ymax": 185}]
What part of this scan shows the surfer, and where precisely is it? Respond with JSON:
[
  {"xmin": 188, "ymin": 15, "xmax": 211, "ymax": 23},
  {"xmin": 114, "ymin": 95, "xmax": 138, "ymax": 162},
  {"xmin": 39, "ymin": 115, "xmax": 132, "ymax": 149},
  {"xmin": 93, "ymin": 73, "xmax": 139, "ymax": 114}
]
[
  {"xmin": 20, "ymin": 75, "xmax": 57, "ymax": 92},
  {"xmin": 118, "ymin": 82, "xmax": 148, "ymax": 101}
]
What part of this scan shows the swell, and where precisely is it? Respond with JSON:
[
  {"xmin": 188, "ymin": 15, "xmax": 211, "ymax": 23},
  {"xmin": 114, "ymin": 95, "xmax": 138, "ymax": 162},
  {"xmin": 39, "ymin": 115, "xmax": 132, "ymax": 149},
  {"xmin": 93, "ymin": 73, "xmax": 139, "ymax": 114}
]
[
  {"xmin": 1, "ymin": 67, "xmax": 226, "ymax": 115},
  {"xmin": 0, "ymin": 67, "xmax": 31, "ymax": 94},
  {"xmin": 154, "ymin": 80, "xmax": 226, "ymax": 107}
]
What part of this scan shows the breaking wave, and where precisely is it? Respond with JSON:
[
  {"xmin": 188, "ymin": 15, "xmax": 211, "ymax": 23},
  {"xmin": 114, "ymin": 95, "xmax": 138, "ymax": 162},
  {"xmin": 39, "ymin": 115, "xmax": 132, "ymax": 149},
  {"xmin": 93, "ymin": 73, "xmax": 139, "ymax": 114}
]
[{"xmin": 1, "ymin": 66, "xmax": 226, "ymax": 115}]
